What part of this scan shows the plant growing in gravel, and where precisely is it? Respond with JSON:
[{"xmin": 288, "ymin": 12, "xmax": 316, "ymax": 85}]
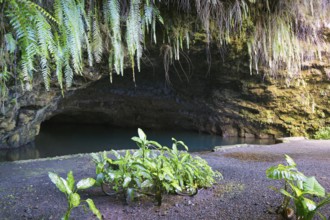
[
  {"xmin": 314, "ymin": 127, "xmax": 330, "ymax": 140},
  {"xmin": 266, "ymin": 155, "xmax": 330, "ymax": 220},
  {"xmin": 48, "ymin": 171, "xmax": 102, "ymax": 220},
  {"xmin": 92, "ymin": 128, "xmax": 221, "ymax": 205}
]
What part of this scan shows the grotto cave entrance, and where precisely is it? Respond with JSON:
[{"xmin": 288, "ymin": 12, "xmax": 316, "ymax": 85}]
[
  {"xmin": 33, "ymin": 111, "xmax": 275, "ymax": 160},
  {"xmin": 35, "ymin": 111, "xmax": 237, "ymax": 158},
  {"xmin": 1, "ymin": 71, "xmax": 277, "ymax": 162}
]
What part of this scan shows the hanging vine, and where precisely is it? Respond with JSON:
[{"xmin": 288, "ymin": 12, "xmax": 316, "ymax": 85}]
[{"xmin": 0, "ymin": 0, "xmax": 329, "ymax": 108}]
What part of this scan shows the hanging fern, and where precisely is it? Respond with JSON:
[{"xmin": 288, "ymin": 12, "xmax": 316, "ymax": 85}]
[
  {"xmin": 126, "ymin": 0, "xmax": 143, "ymax": 81},
  {"xmin": 106, "ymin": 0, "xmax": 124, "ymax": 76},
  {"xmin": 91, "ymin": 7, "xmax": 103, "ymax": 63},
  {"xmin": 0, "ymin": 0, "xmax": 329, "ymax": 102}
]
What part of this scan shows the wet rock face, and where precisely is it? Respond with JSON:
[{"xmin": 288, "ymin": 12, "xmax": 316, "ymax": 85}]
[
  {"xmin": 0, "ymin": 54, "xmax": 329, "ymax": 149},
  {"xmin": 0, "ymin": 83, "xmax": 60, "ymax": 148}
]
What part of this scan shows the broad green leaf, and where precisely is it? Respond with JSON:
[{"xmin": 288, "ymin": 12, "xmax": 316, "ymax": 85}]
[
  {"xmin": 266, "ymin": 165, "xmax": 305, "ymax": 181},
  {"xmin": 70, "ymin": 193, "xmax": 80, "ymax": 208},
  {"xmin": 124, "ymin": 150, "xmax": 132, "ymax": 160},
  {"xmin": 138, "ymin": 128, "xmax": 146, "ymax": 140},
  {"xmin": 174, "ymin": 139, "xmax": 189, "ymax": 151},
  {"xmin": 48, "ymin": 172, "xmax": 67, "ymax": 194},
  {"xmin": 95, "ymin": 173, "xmax": 104, "ymax": 186},
  {"xmin": 123, "ymin": 176, "xmax": 132, "ymax": 188},
  {"xmin": 171, "ymin": 182, "xmax": 182, "ymax": 191},
  {"xmin": 107, "ymin": 172, "xmax": 116, "ymax": 180},
  {"xmin": 105, "ymin": 158, "xmax": 113, "ymax": 165},
  {"xmin": 134, "ymin": 177, "xmax": 141, "ymax": 188},
  {"xmin": 288, "ymin": 181, "xmax": 302, "ymax": 197},
  {"xmin": 86, "ymin": 199, "xmax": 102, "ymax": 220},
  {"xmin": 146, "ymin": 141, "xmax": 162, "ymax": 149},
  {"xmin": 180, "ymin": 154, "xmax": 190, "ymax": 163},
  {"xmin": 61, "ymin": 177, "xmax": 72, "ymax": 194},
  {"xmin": 139, "ymin": 171, "xmax": 152, "ymax": 179},
  {"xmin": 112, "ymin": 160, "xmax": 126, "ymax": 165},
  {"xmin": 302, "ymin": 197, "xmax": 317, "ymax": 211},
  {"xmin": 131, "ymin": 137, "xmax": 143, "ymax": 144},
  {"xmin": 162, "ymin": 146, "xmax": 171, "ymax": 152},
  {"xmin": 102, "ymin": 151, "xmax": 108, "ymax": 160},
  {"xmin": 91, "ymin": 153, "xmax": 101, "ymax": 163},
  {"xmin": 163, "ymin": 182, "xmax": 172, "ymax": 192},
  {"xmin": 144, "ymin": 160, "xmax": 157, "ymax": 170},
  {"xmin": 279, "ymin": 189, "xmax": 294, "ymax": 199},
  {"xmin": 297, "ymin": 180, "xmax": 304, "ymax": 190},
  {"xmin": 133, "ymin": 150, "xmax": 142, "ymax": 157},
  {"xmin": 126, "ymin": 188, "xmax": 135, "ymax": 202},
  {"xmin": 141, "ymin": 179, "xmax": 153, "ymax": 188},
  {"xmin": 161, "ymin": 167, "xmax": 174, "ymax": 177},
  {"xmin": 132, "ymin": 162, "xmax": 148, "ymax": 171},
  {"xmin": 285, "ymin": 154, "xmax": 296, "ymax": 167},
  {"xmin": 66, "ymin": 171, "xmax": 75, "ymax": 191},
  {"xmin": 96, "ymin": 163, "xmax": 104, "ymax": 175},
  {"xmin": 172, "ymin": 143, "xmax": 178, "ymax": 155},
  {"xmin": 76, "ymin": 178, "xmax": 96, "ymax": 190},
  {"xmin": 186, "ymin": 168, "xmax": 194, "ymax": 184},
  {"xmin": 303, "ymin": 176, "xmax": 325, "ymax": 197}
]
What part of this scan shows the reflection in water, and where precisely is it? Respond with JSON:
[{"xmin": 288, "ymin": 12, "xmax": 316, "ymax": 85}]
[
  {"xmin": 0, "ymin": 143, "xmax": 40, "ymax": 162},
  {"xmin": 0, "ymin": 124, "xmax": 275, "ymax": 162}
]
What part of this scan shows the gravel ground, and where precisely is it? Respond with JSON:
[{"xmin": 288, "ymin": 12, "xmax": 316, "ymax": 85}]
[{"xmin": 0, "ymin": 139, "xmax": 329, "ymax": 220}]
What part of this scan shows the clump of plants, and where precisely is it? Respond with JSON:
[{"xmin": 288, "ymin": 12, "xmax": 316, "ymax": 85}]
[
  {"xmin": 92, "ymin": 128, "xmax": 222, "ymax": 205},
  {"xmin": 314, "ymin": 127, "xmax": 330, "ymax": 140},
  {"xmin": 48, "ymin": 171, "xmax": 102, "ymax": 220},
  {"xmin": 266, "ymin": 155, "xmax": 330, "ymax": 220}
]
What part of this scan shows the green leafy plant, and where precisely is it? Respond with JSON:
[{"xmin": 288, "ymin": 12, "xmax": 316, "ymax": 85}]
[
  {"xmin": 48, "ymin": 171, "xmax": 102, "ymax": 220},
  {"xmin": 92, "ymin": 128, "xmax": 221, "ymax": 206},
  {"xmin": 266, "ymin": 155, "xmax": 330, "ymax": 220},
  {"xmin": 314, "ymin": 127, "xmax": 330, "ymax": 140}
]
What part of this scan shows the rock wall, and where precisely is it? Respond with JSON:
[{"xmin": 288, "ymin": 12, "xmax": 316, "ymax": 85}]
[
  {"xmin": 0, "ymin": 84, "xmax": 59, "ymax": 148},
  {"xmin": 0, "ymin": 51, "xmax": 329, "ymax": 149}
]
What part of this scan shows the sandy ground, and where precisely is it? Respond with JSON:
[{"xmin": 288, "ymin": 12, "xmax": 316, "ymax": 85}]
[{"xmin": 0, "ymin": 139, "xmax": 329, "ymax": 220}]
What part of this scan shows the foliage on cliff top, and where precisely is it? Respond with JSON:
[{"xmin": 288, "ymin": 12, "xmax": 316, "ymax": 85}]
[
  {"xmin": 0, "ymin": 0, "xmax": 329, "ymax": 103},
  {"xmin": 314, "ymin": 127, "xmax": 330, "ymax": 140}
]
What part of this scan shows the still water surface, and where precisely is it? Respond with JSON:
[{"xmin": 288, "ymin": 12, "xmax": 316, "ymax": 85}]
[{"xmin": 0, "ymin": 124, "xmax": 275, "ymax": 162}]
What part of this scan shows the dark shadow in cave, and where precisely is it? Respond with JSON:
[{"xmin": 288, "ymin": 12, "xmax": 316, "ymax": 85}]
[{"xmin": 33, "ymin": 112, "xmax": 275, "ymax": 159}]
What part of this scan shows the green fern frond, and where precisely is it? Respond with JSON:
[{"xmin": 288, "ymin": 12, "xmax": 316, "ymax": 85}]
[
  {"xmin": 107, "ymin": 0, "xmax": 124, "ymax": 75},
  {"xmin": 92, "ymin": 8, "xmax": 103, "ymax": 63},
  {"xmin": 18, "ymin": 0, "xmax": 59, "ymax": 24},
  {"xmin": 64, "ymin": 61, "xmax": 74, "ymax": 88},
  {"xmin": 126, "ymin": 0, "xmax": 143, "ymax": 75},
  {"xmin": 54, "ymin": 0, "xmax": 63, "ymax": 25},
  {"xmin": 2, "ymin": 0, "xmax": 330, "ymax": 97},
  {"xmin": 55, "ymin": 40, "xmax": 64, "ymax": 92}
]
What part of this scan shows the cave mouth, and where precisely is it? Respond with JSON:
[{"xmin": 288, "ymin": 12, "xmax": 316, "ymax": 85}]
[
  {"xmin": 0, "ymin": 111, "xmax": 275, "ymax": 162},
  {"xmin": 35, "ymin": 112, "xmax": 274, "ymax": 156},
  {"xmin": 37, "ymin": 111, "xmax": 224, "ymax": 155}
]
